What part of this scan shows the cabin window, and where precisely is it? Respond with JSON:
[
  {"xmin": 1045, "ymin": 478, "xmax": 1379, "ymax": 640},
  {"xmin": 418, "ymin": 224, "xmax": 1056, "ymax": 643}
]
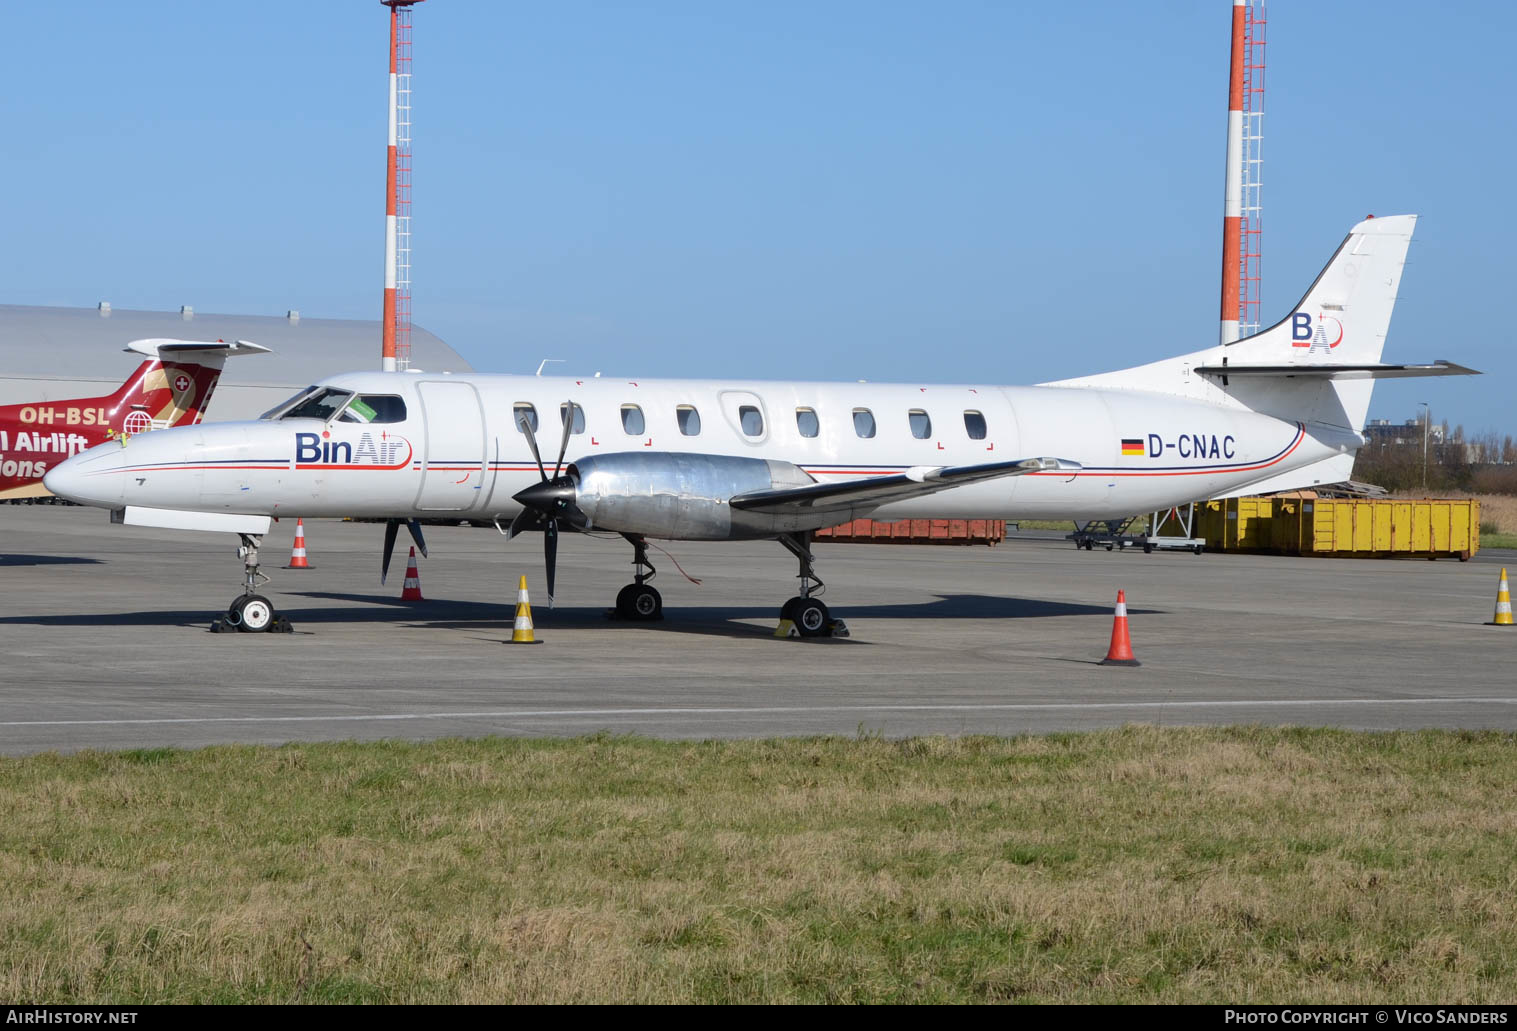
[
  {"xmin": 964, "ymin": 410, "xmax": 988, "ymax": 440},
  {"xmin": 560, "ymin": 402, "xmax": 586, "ymax": 435},
  {"xmin": 908, "ymin": 409, "xmax": 931, "ymax": 439},
  {"xmin": 513, "ymin": 403, "xmax": 539, "ymax": 433},
  {"xmin": 795, "ymin": 408, "xmax": 819, "ymax": 438},
  {"xmin": 677, "ymin": 405, "xmax": 702, "ymax": 436},
  {"xmin": 340, "ymin": 395, "xmax": 407, "ymax": 424},
  {"xmin": 620, "ymin": 404, "xmax": 645, "ymax": 435},
  {"xmin": 738, "ymin": 405, "xmax": 764, "ymax": 437},
  {"xmin": 853, "ymin": 408, "xmax": 876, "ymax": 439}
]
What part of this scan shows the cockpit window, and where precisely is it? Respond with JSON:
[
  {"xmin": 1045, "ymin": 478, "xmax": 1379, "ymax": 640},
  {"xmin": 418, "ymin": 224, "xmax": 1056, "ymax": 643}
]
[
  {"xmin": 278, "ymin": 388, "xmax": 355, "ymax": 422},
  {"xmin": 339, "ymin": 395, "xmax": 407, "ymax": 424},
  {"xmin": 259, "ymin": 385, "xmax": 320, "ymax": 420}
]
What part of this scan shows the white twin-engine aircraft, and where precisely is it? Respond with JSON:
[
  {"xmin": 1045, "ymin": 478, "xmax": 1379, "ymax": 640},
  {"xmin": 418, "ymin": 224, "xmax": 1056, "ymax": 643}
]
[{"xmin": 46, "ymin": 214, "xmax": 1475, "ymax": 634}]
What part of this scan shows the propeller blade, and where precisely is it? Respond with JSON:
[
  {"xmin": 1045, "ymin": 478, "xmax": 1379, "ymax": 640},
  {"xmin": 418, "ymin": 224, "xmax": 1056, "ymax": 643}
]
[
  {"xmin": 381, "ymin": 519, "xmax": 400, "ymax": 584},
  {"xmin": 544, "ymin": 518, "xmax": 558, "ymax": 605},
  {"xmin": 405, "ymin": 518, "xmax": 428, "ymax": 558},
  {"xmin": 517, "ymin": 411, "xmax": 548, "ymax": 482},
  {"xmin": 553, "ymin": 400, "xmax": 575, "ymax": 478},
  {"xmin": 506, "ymin": 507, "xmax": 538, "ymax": 539}
]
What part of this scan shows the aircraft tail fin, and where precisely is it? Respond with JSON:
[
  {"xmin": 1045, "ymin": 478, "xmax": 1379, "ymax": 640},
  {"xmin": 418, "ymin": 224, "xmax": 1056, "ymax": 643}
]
[
  {"xmin": 1044, "ymin": 214, "xmax": 1476, "ymax": 433},
  {"xmin": 108, "ymin": 338, "xmax": 270, "ymax": 431}
]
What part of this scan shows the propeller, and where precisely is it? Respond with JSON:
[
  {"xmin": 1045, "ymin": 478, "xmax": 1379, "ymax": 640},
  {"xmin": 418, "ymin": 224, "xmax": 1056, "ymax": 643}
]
[
  {"xmin": 380, "ymin": 518, "xmax": 429, "ymax": 585},
  {"xmin": 508, "ymin": 402, "xmax": 584, "ymax": 601}
]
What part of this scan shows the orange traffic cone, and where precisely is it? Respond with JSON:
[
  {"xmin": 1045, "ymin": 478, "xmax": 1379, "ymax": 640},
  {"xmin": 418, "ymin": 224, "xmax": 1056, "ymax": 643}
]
[
  {"xmin": 1490, "ymin": 567, "xmax": 1514, "ymax": 626},
  {"xmin": 1100, "ymin": 589, "xmax": 1140, "ymax": 666},
  {"xmin": 400, "ymin": 546, "xmax": 424, "ymax": 601},
  {"xmin": 285, "ymin": 519, "xmax": 312, "ymax": 569}
]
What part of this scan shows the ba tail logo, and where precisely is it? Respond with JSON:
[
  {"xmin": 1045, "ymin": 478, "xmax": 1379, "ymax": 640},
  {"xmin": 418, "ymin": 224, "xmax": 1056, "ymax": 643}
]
[
  {"xmin": 1291, "ymin": 311, "xmax": 1344, "ymax": 354},
  {"xmin": 295, "ymin": 431, "xmax": 413, "ymax": 470}
]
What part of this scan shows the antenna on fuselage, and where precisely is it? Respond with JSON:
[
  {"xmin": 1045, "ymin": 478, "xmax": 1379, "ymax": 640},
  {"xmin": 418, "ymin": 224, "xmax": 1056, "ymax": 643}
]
[{"xmin": 536, "ymin": 359, "xmax": 565, "ymax": 377}]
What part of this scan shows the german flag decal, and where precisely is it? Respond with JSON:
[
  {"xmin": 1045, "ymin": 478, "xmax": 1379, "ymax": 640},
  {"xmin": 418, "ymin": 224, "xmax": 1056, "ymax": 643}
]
[{"xmin": 1121, "ymin": 438, "xmax": 1145, "ymax": 456}]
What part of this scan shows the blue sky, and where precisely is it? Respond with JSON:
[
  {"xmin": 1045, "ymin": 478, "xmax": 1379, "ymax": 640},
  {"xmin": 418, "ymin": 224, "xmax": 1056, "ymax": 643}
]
[{"xmin": 7, "ymin": 2, "xmax": 1511, "ymax": 435}]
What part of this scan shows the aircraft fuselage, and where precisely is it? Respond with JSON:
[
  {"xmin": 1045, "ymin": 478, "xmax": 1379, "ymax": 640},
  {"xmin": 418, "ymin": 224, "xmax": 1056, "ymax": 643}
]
[{"xmin": 46, "ymin": 370, "xmax": 1356, "ymax": 531}]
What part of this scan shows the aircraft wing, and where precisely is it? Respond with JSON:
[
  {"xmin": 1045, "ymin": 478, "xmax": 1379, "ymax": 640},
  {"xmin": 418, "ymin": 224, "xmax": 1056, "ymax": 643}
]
[{"xmin": 729, "ymin": 456, "xmax": 1080, "ymax": 516}]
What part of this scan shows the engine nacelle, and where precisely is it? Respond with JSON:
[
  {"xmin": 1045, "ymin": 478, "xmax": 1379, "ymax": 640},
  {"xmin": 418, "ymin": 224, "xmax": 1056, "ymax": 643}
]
[{"xmin": 567, "ymin": 452, "xmax": 820, "ymax": 540}]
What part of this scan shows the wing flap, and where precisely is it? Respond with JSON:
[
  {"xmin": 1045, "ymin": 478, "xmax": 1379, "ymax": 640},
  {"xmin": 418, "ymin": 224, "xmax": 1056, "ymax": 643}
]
[{"xmin": 730, "ymin": 456, "xmax": 1080, "ymax": 515}]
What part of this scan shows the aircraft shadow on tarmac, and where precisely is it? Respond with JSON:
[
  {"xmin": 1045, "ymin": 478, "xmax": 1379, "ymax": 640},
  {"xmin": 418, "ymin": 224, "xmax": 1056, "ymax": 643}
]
[
  {"xmin": 0, "ymin": 555, "xmax": 104, "ymax": 567},
  {"xmin": 0, "ymin": 592, "xmax": 1155, "ymax": 640}
]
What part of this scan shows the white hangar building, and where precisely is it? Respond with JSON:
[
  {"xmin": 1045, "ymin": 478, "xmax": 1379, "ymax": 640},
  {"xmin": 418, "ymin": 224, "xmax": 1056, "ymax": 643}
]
[{"xmin": 0, "ymin": 303, "xmax": 474, "ymax": 421}]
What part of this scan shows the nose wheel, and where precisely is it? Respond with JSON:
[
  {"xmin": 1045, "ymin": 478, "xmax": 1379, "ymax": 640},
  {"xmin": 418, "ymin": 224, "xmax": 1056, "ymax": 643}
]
[
  {"xmin": 612, "ymin": 534, "xmax": 663, "ymax": 621},
  {"xmin": 211, "ymin": 533, "xmax": 294, "ymax": 633}
]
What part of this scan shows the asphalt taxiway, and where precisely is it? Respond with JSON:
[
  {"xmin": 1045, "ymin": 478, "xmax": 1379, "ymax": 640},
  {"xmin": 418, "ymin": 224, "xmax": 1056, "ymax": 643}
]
[{"xmin": 1, "ymin": 506, "xmax": 1512, "ymax": 754}]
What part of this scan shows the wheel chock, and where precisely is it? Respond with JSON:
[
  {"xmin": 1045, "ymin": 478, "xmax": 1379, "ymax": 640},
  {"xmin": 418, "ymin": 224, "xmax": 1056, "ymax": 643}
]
[
  {"xmin": 825, "ymin": 618, "xmax": 850, "ymax": 638},
  {"xmin": 209, "ymin": 615, "xmax": 294, "ymax": 634},
  {"xmin": 774, "ymin": 619, "xmax": 801, "ymax": 638}
]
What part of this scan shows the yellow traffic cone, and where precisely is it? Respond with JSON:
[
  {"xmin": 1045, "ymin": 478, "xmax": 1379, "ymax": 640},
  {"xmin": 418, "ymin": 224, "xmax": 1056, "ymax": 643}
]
[
  {"xmin": 511, "ymin": 575, "xmax": 539, "ymax": 643},
  {"xmin": 1490, "ymin": 567, "xmax": 1514, "ymax": 626}
]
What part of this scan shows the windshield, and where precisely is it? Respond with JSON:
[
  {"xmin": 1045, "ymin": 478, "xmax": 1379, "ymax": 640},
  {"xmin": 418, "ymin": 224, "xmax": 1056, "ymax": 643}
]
[
  {"xmin": 259, "ymin": 385, "xmax": 321, "ymax": 421},
  {"xmin": 278, "ymin": 388, "xmax": 355, "ymax": 422}
]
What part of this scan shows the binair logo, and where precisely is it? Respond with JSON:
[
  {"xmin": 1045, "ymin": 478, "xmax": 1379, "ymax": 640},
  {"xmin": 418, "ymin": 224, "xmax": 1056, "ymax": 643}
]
[
  {"xmin": 295, "ymin": 431, "xmax": 413, "ymax": 470},
  {"xmin": 1291, "ymin": 312, "xmax": 1344, "ymax": 354}
]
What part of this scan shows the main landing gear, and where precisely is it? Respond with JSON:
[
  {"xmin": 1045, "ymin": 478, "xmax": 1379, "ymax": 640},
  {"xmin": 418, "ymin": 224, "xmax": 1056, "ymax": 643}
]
[
  {"xmin": 778, "ymin": 532, "xmax": 845, "ymax": 638},
  {"xmin": 211, "ymin": 533, "xmax": 293, "ymax": 634},
  {"xmin": 612, "ymin": 533, "xmax": 663, "ymax": 621}
]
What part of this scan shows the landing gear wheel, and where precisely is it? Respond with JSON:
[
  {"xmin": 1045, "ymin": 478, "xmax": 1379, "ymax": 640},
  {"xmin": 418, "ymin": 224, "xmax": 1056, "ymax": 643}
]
[
  {"xmin": 236, "ymin": 594, "xmax": 275, "ymax": 633},
  {"xmin": 616, "ymin": 583, "xmax": 662, "ymax": 621},
  {"xmin": 781, "ymin": 596, "xmax": 800, "ymax": 623},
  {"xmin": 792, "ymin": 598, "xmax": 830, "ymax": 638}
]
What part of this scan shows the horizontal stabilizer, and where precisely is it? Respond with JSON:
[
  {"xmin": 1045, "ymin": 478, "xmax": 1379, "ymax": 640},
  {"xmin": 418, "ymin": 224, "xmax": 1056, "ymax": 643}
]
[
  {"xmin": 731, "ymin": 456, "xmax": 1081, "ymax": 515},
  {"xmin": 125, "ymin": 338, "xmax": 272, "ymax": 360},
  {"xmin": 1194, "ymin": 360, "xmax": 1479, "ymax": 381}
]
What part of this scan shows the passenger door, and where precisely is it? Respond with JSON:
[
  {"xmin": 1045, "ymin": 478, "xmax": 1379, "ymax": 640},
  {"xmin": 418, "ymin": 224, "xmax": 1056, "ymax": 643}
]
[{"xmin": 416, "ymin": 381, "xmax": 488, "ymax": 511}]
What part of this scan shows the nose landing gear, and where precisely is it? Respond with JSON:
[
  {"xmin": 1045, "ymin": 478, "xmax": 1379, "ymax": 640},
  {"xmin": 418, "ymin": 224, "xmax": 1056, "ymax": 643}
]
[
  {"xmin": 211, "ymin": 533, "xmax": 294, "ymax": 633},
  {"xmin": 612, "ymin": 533, "xmax": 663, "ymax": 621},
  {"xmin": 778, "ymin": 532, "xmax": 846, "ymax": 638}
]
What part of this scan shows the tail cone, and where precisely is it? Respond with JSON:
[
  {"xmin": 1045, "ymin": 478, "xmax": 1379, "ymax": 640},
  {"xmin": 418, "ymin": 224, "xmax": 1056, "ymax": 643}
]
[{"xmin": 1100, "ymin": 589, "xmax": 1141, "ymax": 666}]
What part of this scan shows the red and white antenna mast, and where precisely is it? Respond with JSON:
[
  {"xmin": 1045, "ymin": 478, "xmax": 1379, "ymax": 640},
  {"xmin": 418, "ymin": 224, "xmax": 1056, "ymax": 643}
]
[
  {"xmin": 1238, "ymin": 2, "xmax": 1266, "ymax": 339},
  {"xmin": 1220, "ymin": 1, "xmax": 1265, "ymax": 344},
  {"xmin": 382, "ymin": 0, "xmax": 423, "ymax": 371}
]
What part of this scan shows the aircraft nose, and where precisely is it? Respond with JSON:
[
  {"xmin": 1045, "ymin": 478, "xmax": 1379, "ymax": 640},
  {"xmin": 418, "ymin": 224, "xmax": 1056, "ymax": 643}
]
[{"xmin": 43, "ymin": 445, "xmax": 128, "ymax": 508}]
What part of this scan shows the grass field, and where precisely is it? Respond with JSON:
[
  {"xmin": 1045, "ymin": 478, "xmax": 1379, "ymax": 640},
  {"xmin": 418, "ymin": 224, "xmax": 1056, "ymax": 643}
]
[{"xmin": 4, "ymin": 728, "xmax": 1517, "ymax": 1004}]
